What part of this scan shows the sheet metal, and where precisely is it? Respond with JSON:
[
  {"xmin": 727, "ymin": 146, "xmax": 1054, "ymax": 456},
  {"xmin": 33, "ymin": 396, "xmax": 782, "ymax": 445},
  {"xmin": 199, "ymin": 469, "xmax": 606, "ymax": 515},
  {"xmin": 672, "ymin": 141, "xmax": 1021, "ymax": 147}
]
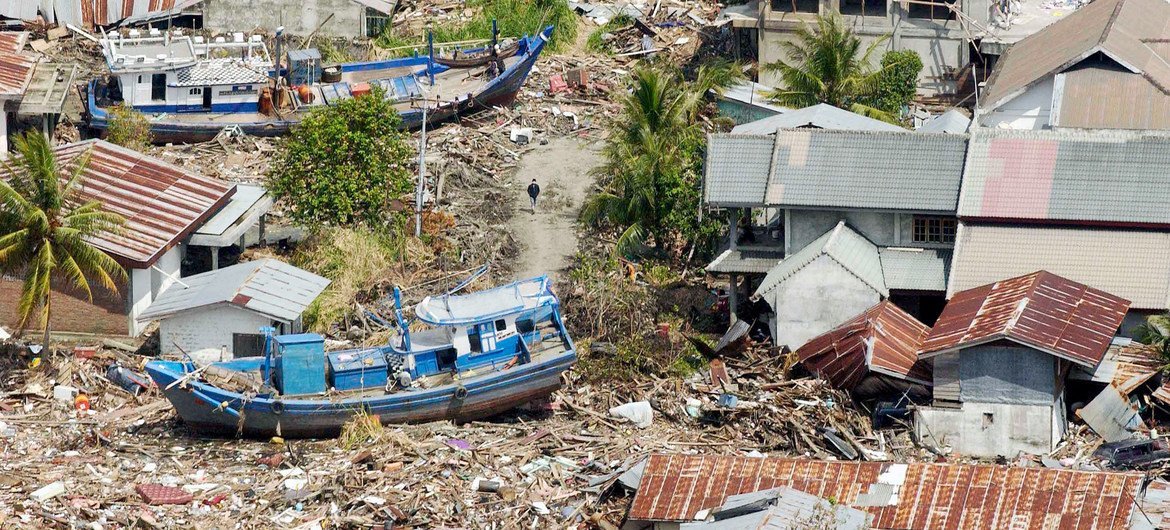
[
  {"xmin": 1078, "ymin": 383, "xmax": 1145, "ymax": 443},
  {"xmin": 921, "ymin": 271, "xmax": 1130, "ymax": 367},
  {"xmin": 0, "ymin": 31, "xmax": 34, "ymax": 99},
  {"xmin": 795, "ymin": 301, "xmax": 932, "ymax": 388},
  {"xmin": 628, "ymin": 454, "xmax": 1144, "ymax": 528},
  {"xmin": 138, "ymin": 258, "xmax": 330, "ymax": 323},
  {"xmin": 0, "ymin": 1, "xmax": 203, "ymax": 28}
]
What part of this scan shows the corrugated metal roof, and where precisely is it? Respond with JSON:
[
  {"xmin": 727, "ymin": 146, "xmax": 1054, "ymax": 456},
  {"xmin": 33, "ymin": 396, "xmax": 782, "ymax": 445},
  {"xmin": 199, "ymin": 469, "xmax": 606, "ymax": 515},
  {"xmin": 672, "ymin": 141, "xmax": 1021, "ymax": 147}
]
[
  {"xmin": 878, "ymin": 248, "xmax": 950, "ymax": 292},
  {"xmin": 706, "ymin": 248, "xmax": 783, "ymax": 274},
  {"xmin": 680, "ymin": 487, "xmax": 869, "ymax": 530},
  {"xmin": 0, "ymin": 1, "xmax": 204, "ymax": 28},
  {"xmin": 138, "ymin": 258, "xmax": 330, "ymax": 322},
  {"xmin": 1055, "ymin": 65, "xmax": 1170, "ymax": 130},
  {"xmin": 730, "ymin": 103, "xmax": 904, "ymax": 135},
  {"xmin": 981, "ymin": 0, "xmax": 1170, "ymax": 111},
  {"xmin": 38, "ymin": 139, "xmax": 235, "ymax": 267},
  {"xmin": 1075, "ymin": 339, "xmax": 1163, "ymax": 388},
  {"xmin": 717, "ymin": 80, "xmax": 788, "ymax": 116},
  {"xmin": 704, "ymin": 134, "xmax": 774, "ymax": 207},
  {"xmin": 795, "ymin": 301, "xmax": 932, "ymax": 388},
  {"xmin": 754, "ymin": 221, "xmax": 886, "ymax": 299},
  {"xmin": 0, "ymin": 31, "xmax": 35, "ymax": 100},
  {"xmin": 627, "ymin": 454, "xmax": 1145, "ymax": 528},
  {"xmin": 959, "ymin": 128, "xmax": 1170, "ymax": 226},
  {"xmin": 921, "ymin": 270, "xmax": 1130, "ymax": 367},
  {"xmin": 917, "ymin": 109, "xmax": 970, "ymax": 134},
  {"xmin": 948, "ymin": 223, "xmax": 1170, "ymax": 310}
]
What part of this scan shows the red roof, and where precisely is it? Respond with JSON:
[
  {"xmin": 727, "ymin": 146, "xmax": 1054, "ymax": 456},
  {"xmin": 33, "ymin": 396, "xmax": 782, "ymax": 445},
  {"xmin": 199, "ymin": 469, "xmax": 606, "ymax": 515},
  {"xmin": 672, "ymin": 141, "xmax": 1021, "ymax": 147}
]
[
  {"xmin": 51, "ymin": 140, "xmax": 234, "ymax": 267},
  {"xmin": 794, "ymin": 301, "xmax": 932, "ymax": 387},
  {"xmin": 920, "ymin": 271, "xmax": 1129, "ymax": 367},
  {"xmin": 0, "ymin": 32, "xmax": 35, "ymax": 99},
  {"xmin": 627, "ymin": 454, "xmax": 1143, "ymax": 528}
]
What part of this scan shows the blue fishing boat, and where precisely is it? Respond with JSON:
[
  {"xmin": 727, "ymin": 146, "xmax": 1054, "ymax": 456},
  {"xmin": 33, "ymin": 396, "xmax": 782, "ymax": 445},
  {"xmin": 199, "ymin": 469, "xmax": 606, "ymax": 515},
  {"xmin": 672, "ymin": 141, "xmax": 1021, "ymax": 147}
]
[
  {"xmin": 83, "ymin": 26, "xmax": 552, "ymax": 143},
  {"xmin": 144, "ymin": 276, "xmax": 576, "ymax": 438}
]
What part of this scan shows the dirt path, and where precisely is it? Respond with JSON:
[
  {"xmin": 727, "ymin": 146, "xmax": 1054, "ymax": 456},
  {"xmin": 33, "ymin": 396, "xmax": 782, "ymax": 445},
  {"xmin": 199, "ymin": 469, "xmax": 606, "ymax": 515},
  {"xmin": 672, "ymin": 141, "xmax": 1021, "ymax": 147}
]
[{"xmin": 509, "ymin": 136, "xmax": 603, "ymax": 281}]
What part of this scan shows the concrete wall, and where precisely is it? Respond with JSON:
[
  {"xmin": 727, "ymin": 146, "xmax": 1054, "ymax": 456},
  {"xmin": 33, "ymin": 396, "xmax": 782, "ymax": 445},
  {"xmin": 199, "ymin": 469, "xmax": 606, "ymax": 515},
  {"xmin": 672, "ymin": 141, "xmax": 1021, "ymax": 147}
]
[
  {"xmin": 958, "ymin": 343, "xmax": 1056, "ymax": 405},
  {"xmin": 203, "ymin": 0, "xmax": 368, "ymax": 38},
  {"xmin": 160, "ymin": 305, "xmax": 279, "ymax": 355},
  {"xmin": 129, "ymin": 246, "xmax": 181, "ymax": 336},
  {"xmin": 786, "ymin": 209, "xmax": 896, "ymax": 252},
  {"xmin": 763, "ymin": 254, "xmax": 881, "ymax": 349},
  {"xmin": 977, "ymin": 77, "xmax": 1054, "ymax": 129},
  {"xmin": 916, "ymin": 402, "xmax": 1058, "ymax": 457}
]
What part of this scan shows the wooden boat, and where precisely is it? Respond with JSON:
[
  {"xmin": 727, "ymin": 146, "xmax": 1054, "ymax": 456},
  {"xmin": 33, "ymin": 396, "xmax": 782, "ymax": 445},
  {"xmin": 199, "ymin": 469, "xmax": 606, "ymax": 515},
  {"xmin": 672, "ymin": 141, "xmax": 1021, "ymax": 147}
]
[
  {"xmin": 83, "ymin": 26, "xmax": 552, "ymax": 144},
  {"xmin": 144, "ymin": 276, "xmax": 576, "ymax": 438},
  {"xmin": 434, "ymin": 40, "xmax": 520, "ymax": 68}
]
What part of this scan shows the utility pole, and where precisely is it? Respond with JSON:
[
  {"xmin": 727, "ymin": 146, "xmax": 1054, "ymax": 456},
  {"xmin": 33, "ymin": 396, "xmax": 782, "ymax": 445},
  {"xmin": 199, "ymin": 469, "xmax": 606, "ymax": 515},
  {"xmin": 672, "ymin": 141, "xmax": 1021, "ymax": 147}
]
[{"xmin": 415, "ymin": 103, "xmax": 426, "ymax": 238}]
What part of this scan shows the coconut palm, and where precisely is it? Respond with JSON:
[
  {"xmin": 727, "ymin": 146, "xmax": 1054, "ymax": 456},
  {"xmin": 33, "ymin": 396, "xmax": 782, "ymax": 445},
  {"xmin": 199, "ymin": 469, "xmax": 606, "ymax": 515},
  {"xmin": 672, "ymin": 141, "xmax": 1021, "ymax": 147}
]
[
  {"xmin": 763, "ymin": 13, "xmax": 895, "ymax": 122},
  {"xmin": 1136, "ymin": 312, "xmax": 1170, "ymax": 373},
  {"xmin": 0, "ymin": 132, "xmax": 127, "ymax": 347}
]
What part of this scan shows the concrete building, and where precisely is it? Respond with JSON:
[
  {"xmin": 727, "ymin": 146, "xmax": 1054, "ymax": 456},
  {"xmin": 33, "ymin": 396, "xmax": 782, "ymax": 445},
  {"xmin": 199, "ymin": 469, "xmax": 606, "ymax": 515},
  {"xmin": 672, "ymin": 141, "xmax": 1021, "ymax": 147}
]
[
  {"xmin": 915, "ymin": 271, "xmax": 1130, "ymax": 458},
  {"xmin": 703, "ymin": 126, "xmax": 967, "ymax": 349},
  {"xmin": 138, "ymin": 259, "xmax": 329, "ymax": 356},
  {"xmin": 201, "ymin": 0, "xmax": 395, "ymax": 38}
]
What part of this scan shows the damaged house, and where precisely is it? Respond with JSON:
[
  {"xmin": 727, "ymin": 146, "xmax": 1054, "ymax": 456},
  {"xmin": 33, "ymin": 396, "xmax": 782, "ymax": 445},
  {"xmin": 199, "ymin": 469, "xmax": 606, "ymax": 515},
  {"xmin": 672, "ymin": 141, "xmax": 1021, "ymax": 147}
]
[{"xmin": 915, "ymin": 271, "xmax": 1131, "ymax": 458}]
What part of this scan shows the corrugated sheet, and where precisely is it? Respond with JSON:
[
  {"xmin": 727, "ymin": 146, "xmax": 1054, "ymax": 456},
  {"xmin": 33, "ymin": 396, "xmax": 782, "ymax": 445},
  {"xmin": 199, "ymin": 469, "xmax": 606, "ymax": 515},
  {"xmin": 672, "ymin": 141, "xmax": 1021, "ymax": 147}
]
[
  {"xmin": 0, "ymin": 31, "xmax": 34, "ymax": 99},
  {"xmin": 981, "ymin": 0, "xmax": 1170, "ymax": 111},
  {"xmin": 706, "ymin": 248, "xmax": 782, "ymax": 274},
  {"xmin": 754, "ymin": 221, "xmax": 886, "ymax": 299},
  {"xmin": 139, "ymin": 259, "xmax": 330, "ymax": 322},
  {"xmin": 794, "ymin": 301, "xmax": 932, "ymax": 388},
  {"xmin": 627, "ymin": 454, "xmax": 1144, "ymax": 528},
  {"xmin": 878, "ymin": 248, "xmax": 951, "ymax": 292},
  {"xmin": 921, "ymin": 270, "xmax": 1130, "ymax": 367},
  {"xmin": 948, "ymin": 223, "xmax": 1170, "ymax": 310},
  {"xmin": 704, "ymin": 129, "xmax": 967, "ymax": 211},
  {"xmin": 959, "ymin": 129, "xmax": 1170, "ymax": 226},
  {"xmin": 730, "ymin": 103, "xmax": 905, "ymax": 135},
  {"xmin": 680, "ymin": 487, "xmax": 869, "ymax": 530},
  {"xmin": 1055, "ymin": 66, "xmax": 1170, "ymax": 130},
  {"xmin": 1078, "ymin": 383, "xmax": 1145, "ymax": 443},
  {"xmin": 931, "ymin": 351, "xmax": 960, "ymax": 403},
  {"xmin": 0, "ymin": 1, "xmax": 204, "ymax": 28},
  {"xmin": 1076, "ymin": 339, "xmax": 1162, "ymax": 388},
  {"xmin": 917, "ymin": 109, "xmax": 970, "ymax": 134},
  {"xmin": 40, "ymin": 139, "xmax": 234, "ymax": 267}
]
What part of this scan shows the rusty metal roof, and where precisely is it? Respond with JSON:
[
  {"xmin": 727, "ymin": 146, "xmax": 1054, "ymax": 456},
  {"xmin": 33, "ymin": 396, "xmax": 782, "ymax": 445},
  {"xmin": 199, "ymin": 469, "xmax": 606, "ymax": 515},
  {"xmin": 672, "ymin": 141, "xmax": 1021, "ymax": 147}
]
[
  {"xmin": 1055, "ymin": 66, "xmax": 1170, "ymax": 130},
  {"xmin": 0, "ymin": 1, "xmax": 203, "ymax": 28},
  {"xmin": 921, "ymin": 271, "xmax": 1130, "ymax": 368},
  {"xmin": 0, "ymin": 32, "xmax": 35, "ymax": 100},
  {"xmin": 794, "ymin": 301, "xmax": 932, "ymax": 388},
  {"xmin": 48, "ymin": 139, "xmax": 234, "ymax": 267},
  {"xmin": 627, "ymin": 454, "xmax": 1144, "ymax": 528}
]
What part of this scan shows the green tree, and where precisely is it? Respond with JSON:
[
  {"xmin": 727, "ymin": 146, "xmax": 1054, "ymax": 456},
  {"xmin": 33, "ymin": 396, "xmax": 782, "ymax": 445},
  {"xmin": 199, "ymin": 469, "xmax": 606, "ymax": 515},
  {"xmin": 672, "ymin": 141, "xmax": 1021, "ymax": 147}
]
[
  {"xmin": 868, "ymin": 49, "xmax": 924, "ymax": 116},
  {"xmin": 266, "ymin": 87, "xmax": 414, "ymax": 227},
  {"xmin": 1136, "ymin": 312, "xmax": 1170, "ymax": 373},
  {"xmin": 0, "ymin": 132, "xmax": 127, "ymax": 346},
  {"xmin": 763, "ymin": 13, "xmax": 900, "ymax": 122},
  {"xmin": 105, "ymin": 104, "xmax": 153, "ymax": 151},
  {"xmin": 583, "ymin": 61, "xmax": 740, "ymax": 257}
]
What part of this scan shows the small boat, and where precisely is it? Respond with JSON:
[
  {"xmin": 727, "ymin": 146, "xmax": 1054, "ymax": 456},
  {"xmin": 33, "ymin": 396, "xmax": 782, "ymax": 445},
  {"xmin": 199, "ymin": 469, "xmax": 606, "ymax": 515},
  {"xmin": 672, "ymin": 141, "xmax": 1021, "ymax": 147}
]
[
  {"xmin": 144, "ymin": 276, "xmax": 576, "ymax": 438},
  {"xmin": 434, "ymin": 40, "xmax": 521, "ymax": 68},
  {"xmin": 83, "ymin": 26, "xmax": 552, "ymax": 143}
]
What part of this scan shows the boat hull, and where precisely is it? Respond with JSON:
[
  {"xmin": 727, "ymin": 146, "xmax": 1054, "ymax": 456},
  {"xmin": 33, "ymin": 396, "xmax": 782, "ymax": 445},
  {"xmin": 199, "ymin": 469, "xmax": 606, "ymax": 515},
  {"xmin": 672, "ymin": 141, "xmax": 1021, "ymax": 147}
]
[{"xmin": 145, "ymin": 349, "xmax": 574, "ymax": 439}]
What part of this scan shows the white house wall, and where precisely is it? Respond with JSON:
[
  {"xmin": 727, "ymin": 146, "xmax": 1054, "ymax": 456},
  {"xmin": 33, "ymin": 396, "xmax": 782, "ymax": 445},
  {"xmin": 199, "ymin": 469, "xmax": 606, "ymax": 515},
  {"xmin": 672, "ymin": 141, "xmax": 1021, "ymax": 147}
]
[
  {"xmin": 160, "ymin": 304, "xmax": 277, "ymax": 355},
  {"xmin": 916, "ymin": 403, "xmax": 1057, "ymax": 457},
  {"xmin": 978, "ymin": 78, "xmax": 1055, "ymax": 130},
  {"xmin": 129, "ymin": 245, "xmax": 182, "ymax": 336},
  {"xmin": 203, "ymin": 0, "xmax": 367, "ymax": 38},
  {"xmin": 762, "ymin": 254, "xmax": 881, "ymax": 349}
]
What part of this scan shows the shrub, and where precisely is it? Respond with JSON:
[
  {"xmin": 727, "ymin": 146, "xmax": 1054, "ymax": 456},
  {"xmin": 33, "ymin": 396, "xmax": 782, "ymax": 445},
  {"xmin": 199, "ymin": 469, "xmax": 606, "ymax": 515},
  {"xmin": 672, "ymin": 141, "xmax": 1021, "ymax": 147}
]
[
  {"xmin": 266, "ymin": 86, "xmax": 414, "ymax": 228},
  {"xmin": 868, "ymin": 49, "xmax": 924, "ymax": 116},
  {"xmin": 105, "ymin": 104, "xmax": 152, "ymax": 150},
  {"xmin": 586, "ymin": 14, "xmax": 633, "ymax": 54},
  {"xmin": 376, "ymin": 0, "xmax": 578, "ymax": 54}
]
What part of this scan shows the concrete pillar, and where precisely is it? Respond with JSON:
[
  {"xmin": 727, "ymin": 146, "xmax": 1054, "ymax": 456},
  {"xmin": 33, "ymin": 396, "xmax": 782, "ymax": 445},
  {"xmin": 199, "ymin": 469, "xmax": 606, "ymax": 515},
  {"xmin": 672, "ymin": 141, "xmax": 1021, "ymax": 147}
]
[
  {"xmin": 728, "ymin": 273, "xmax": 739, "ymax": 324},
  {"xmin": 259, "ymin": 214, "xmax": 267, "ymax": 244},
  {"xmin": 211, "ymin": 247, "xmax": 219, "ymax": 270},
  {"xmin": 729, "ymin": 208, "xmax": 740, "ymax": 251},
  {"xmin": 0, "ymin": 111, "xmax": 8, "ymax": 156}
]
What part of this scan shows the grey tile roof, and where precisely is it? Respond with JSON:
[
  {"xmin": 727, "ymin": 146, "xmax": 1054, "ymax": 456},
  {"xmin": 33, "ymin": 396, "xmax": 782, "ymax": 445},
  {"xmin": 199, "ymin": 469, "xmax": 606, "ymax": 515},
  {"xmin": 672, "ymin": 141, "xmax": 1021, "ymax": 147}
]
[
  {"xmin": 755, "ymin": 221, "xmax": 886, "ymax": 298},
  {"xmin": 918, "ymin": 109, "xmax": 970, "ymax": 134},
  {"xmin": 959, "ymin": 129, "xmax": 1170, "ymax": 225},
  {"xmin": 175, "ymin": 59, "xmax": 269, "ymax": 87},
  {"xmin": 138, "ymin": 259, "xmax": 331, "ymax": 323},
  {"xmin": 880, "ymin": 248, "xmax": 952, "ymax": 292},
  {"xmin": 731, "ymin": 103, "xmax": 905, "ymax": 135},
  {"xmin": 705, "ymin": 129, "xmax": 967, "ymax": 211},
  {"xmin": 706, "ymin": 248, "xmax": 783, "ymax": 274},
  {"xmin": 948, "ymin": 223, "xmax": 1170, "ymax": 310}
]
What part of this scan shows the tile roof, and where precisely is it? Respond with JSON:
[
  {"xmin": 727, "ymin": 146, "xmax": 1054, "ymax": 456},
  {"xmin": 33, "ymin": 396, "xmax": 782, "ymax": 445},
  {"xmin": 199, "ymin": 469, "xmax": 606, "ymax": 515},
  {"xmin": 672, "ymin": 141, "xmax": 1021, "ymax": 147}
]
[
  {"xmin": 730, "ymin": 103, "xmax": 905, "ymax": 135},
  {"xmin": 948, "ymin": 224, "xmax": 1170, "ymax": 310},
  {"xmin": 921, "ymin": 270, "xmax": 1130, "ymax": 367},
  {"xmin": 0, "ymin": 31, "xmax": 35, "ymax": 100},
  {"xmin": 754, "ymin": 221, "xmax": 886, "ymax": 299},
  {"xmin": 794, "ymin": 301, "xmax": 932, "ymax": 388},
  {"xmin": 980, "ymin": 0, "xmax": 1170, "ymax": 111},
  {"xmin": 879, "ymin": 248, "xmax": 950, "ymax": 292},
  {"xmin": 138, "ymin": 259, "xmax": 330, "ymax": 322},
  {"xmin": 704, "ymin": 129, "xmax": 966, "ymax": 211},
  {"xmin": 706, "ymin": 248, "xmax": 783, "ymax": 274},
  {"xmin": 627, "ymin": 454, "xmax": 1145, "ymax": 528},
  {"xmin": 959, "ymin": 129, "xmax": 1170, "ymax": 226},
  {"xmin": 174, "ymin": 59, "xmax": 270, "ymax": 87},
  {"xmin": 32, "ymin": 140, "xmax": 235, "ymax": 267}
]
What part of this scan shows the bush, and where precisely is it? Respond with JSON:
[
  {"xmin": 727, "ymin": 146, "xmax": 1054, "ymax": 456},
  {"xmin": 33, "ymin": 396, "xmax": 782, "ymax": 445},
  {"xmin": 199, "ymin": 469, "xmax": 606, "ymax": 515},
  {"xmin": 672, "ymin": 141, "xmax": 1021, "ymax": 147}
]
[
  {"xmin": 376, "ymin": 0, "xmax": 578, "ymax": 54},
  {"xmin": 586, "ymin": 14, "xmax": 633, "ymax": 54},
  {"xmin": 266, "ymin": 87, "xmax": 414, "ymax": 227},
  {"xmin": 867, "ymin": 49, "xmax": 924, "ymax": 116},
  {"xmin": 105, "ymin": 104, "xmax": 152, "ymax": 150}
]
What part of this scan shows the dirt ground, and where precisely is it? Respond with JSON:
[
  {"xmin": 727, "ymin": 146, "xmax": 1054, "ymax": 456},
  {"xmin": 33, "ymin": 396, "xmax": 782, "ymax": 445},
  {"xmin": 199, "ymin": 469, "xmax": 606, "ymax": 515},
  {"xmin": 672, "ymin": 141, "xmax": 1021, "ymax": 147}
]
[{"xmin": 508, "ymin": 135, "xmax": 603, "ymax": 281}]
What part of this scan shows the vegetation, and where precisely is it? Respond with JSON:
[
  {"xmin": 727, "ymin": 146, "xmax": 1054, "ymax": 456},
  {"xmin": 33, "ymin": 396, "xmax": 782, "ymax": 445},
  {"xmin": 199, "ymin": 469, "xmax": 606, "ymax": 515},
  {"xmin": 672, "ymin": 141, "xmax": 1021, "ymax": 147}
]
[
  {"xmin": 0, "ymin": 132, "xmax": 127, "ymax": 346},
  {"xmin": 586, "ymin": 14, "xmax": 633, "ymax": 54},
  {"xmin": 582, "ymin": 60, "xmax": 740, "ymax": 259},
  {"xmin": 266, "ymin": 86, "xmax": 415, "ymax": 228},
  {"xmin": 105, "ymin": 104, "xmax": 153, "ymax": 150},
  {"xmin": 376, "ymin": 0, "xmax": 577, "ymax": 55},
  {"xmin": 762, "ymin": 13, "xmax": 920, "ymax": 123},
  {"xmin": 1136, "ymin": 312, "xmax": 1170, "ymax": 373}
]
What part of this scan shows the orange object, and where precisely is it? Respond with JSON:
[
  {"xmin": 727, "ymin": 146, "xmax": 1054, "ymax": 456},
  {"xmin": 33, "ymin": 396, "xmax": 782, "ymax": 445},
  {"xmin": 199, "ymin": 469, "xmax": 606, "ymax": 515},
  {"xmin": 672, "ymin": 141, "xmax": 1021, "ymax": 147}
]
[
  {"xmin": 73, "ymin": 346, "xmax": 97, "ymax": 360},
  {"xmin": 296, "ymin": 85, "xmax": 314, "ymax": 104},
  {"xmin": 74, "ymin": 394, "xmax": 90, "ymax": 411},
  {"xmin": 351, "ymin": 82, "xmax": 372, "ymax": 97}
]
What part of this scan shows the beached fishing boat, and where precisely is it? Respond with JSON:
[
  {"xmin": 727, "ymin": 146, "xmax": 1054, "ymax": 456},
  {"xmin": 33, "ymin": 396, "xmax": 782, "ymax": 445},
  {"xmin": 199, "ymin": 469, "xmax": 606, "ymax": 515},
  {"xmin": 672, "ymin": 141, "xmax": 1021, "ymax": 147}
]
[
  {"xmin": 83, "ymin": 26, "xmax": 552, "ymax": 143},
  {"xmin": 144, "ymin": 276, "xmax": 576, "ymax": 438}
]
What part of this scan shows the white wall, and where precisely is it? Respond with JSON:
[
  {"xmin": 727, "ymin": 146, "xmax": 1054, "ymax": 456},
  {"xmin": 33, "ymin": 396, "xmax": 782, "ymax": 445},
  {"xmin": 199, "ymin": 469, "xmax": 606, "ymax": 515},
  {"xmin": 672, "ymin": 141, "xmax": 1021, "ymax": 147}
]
[
  {"xmin": 129, "ymin": 245, "xmax": 182, "ymax": 336},
  {"xmin": 763, "ymin": 254, "xmax": 881, "ymax": 349},
  {"xmin": 977, "ymin": 78, "xmax": 1055, "ymax": 130},
  {"xmin": 160, "ymin": 304, "xmax": 277, "ymax": 355},
  {"xmin": 916, "ymin": 403, "xmax": 1058, "ymax": 458}
]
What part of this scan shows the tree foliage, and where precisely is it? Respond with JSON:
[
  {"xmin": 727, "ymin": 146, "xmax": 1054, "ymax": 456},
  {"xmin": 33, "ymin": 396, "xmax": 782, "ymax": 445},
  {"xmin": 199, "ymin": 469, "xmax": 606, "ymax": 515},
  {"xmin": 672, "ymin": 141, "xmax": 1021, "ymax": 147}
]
[
  {"xmin": 105, "ymin": 104, "xmax": 153, "ymax": 151},
  {"xmin": 868, "ymin": 49, "xmax": 924, "ymax": 116},
  {"xmin": 763, "ymin": 13, "xmax": 905, "ymax": 123},
  {"xmin": 1136, "ymin": 312, "xmax": 1170, "ymax": 374},
  {"xmin": 267, "ymin": 87, "xmax": 414, "ymax": 228},
  {"xmin": 0, "ymin": 132, "xmax": 127, "ymax": 345},
  {"xmin": 582, "ymin": 60, "xmax": 740, "ymax": 258}
]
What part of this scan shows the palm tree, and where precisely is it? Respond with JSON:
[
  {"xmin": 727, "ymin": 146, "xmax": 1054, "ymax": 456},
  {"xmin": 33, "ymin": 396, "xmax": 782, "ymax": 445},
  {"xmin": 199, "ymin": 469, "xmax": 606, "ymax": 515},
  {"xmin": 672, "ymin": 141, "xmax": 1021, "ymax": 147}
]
[
  {"xmin": 762, "ymin": 13, "xmax": 895, "ymax": 122},
  {"xmin": 0, "ymin": 132, "xmax": 127, "ymax": 347},
  {"xmin": 1136, "ymin": 312, "xmax": 1170, "ymax": 373}
]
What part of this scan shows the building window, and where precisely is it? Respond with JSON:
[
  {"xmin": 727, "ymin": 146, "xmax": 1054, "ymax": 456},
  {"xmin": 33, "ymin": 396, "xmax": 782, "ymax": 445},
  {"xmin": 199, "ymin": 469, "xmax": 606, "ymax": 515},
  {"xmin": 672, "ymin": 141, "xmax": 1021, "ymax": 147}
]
[
  {"xmin": 912, "ymin": 216, "xmax": 956, "ymax": 244},
  {"xmin": 189, "ymin": 88, "xmax": 202, "ymax": 95},
  {"xmin": 840, "ymin": 0, "xmax": 886, "ymax": 16},
  {"xmin": 907, "ymin": 0, "xmax": 957, "ymax": 20},
  {"xmin": 365, "ymin": 7, "xmax": 389, "ymax": 38},
  {"xmin": 771, "ymin": 0, "xmax": 819, "ymax": 14},
  {"xmin": 494, "ymin": 319, "xmax": 507, "ymax": 332}
]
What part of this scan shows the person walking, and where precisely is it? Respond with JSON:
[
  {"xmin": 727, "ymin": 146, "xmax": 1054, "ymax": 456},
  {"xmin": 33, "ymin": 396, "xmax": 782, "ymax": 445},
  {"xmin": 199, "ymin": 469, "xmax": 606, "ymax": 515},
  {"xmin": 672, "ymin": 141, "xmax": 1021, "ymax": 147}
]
[{"xmin": 527, "ymin": 179, "xmax": 540, "ymax": 213}]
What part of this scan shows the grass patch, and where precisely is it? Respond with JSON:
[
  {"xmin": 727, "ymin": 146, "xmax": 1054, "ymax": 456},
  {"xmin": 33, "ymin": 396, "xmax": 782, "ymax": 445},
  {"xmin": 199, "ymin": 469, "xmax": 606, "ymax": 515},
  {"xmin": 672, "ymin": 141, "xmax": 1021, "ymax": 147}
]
[
  {"xmin": 375, "ymin": 0, "xmax": 578, "ymax": 55},
  {"xmin": 585, "ymin": 14, "xmax": 633, "ymax": 54},
  {"xmin": 339, "ymin": 409, "xmax": 384, "ymax": 450}
]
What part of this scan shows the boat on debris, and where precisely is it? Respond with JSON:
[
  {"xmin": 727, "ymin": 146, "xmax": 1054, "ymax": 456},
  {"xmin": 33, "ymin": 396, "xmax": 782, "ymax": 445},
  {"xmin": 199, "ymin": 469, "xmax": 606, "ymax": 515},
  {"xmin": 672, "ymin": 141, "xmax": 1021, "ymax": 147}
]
[
  {"xmin": 144, "ymin": 276, "xmax": 576, "ymax": 438},
  {"xmin": 83, "ymin": 26, "xmax": 552, "ymax": 143}
]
